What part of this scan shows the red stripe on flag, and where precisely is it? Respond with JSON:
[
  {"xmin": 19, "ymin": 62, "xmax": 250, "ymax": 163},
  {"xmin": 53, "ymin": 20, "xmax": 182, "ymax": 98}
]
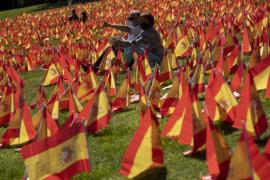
[{"xmin": 20, "ymin": 124, "xmax": 85, "ymax": 159}]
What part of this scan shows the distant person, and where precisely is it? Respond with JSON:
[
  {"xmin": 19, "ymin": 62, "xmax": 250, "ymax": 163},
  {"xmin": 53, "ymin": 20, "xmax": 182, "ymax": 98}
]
[
  {"xmin": 111, "ymin": 12, "xmax": 164, "ymax": 68},
  {"xmin": 68, "ymin": 9, "xmax": 79, "ymax": 21},
  {"xmin": 80, "ymin": 11, "xmax": 88, "ymax": 23}
]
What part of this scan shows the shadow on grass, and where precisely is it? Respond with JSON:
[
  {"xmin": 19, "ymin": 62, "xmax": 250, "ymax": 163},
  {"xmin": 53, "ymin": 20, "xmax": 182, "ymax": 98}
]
[
  {"xmin": 184, "ymin": 149, "xmax": 206, "ymax": 162},
  {"xmin": 216, "ymin": 122, "xmax": 237, "ymax": 135}
]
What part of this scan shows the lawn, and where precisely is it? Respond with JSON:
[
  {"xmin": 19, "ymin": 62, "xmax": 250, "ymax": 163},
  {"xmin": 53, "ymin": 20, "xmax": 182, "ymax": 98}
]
[{"xmin": 0, "ymin": 2, "xmax": 270, "ymax": 180}]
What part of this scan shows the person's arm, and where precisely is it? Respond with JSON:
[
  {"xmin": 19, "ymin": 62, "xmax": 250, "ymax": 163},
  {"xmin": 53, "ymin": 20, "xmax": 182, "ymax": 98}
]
[{"xmin": 102, "ymin": 22, "xmax": 132, "ymax": 33}]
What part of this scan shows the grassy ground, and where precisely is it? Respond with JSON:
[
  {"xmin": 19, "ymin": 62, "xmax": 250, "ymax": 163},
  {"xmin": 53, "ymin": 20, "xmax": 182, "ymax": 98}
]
[
  {"xmin": 0, "ymin": 3, "xmax": 270, "ymax": 180},
  {"xmin": 0, "ymin": 69, "xmax": 269, "ymax": 180}
]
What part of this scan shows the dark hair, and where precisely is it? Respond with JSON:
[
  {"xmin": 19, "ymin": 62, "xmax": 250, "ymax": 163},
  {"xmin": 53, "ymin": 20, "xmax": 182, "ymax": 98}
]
[{"xmin": 139, "ymin": 13, "xmax": 155, "ymax": 27}]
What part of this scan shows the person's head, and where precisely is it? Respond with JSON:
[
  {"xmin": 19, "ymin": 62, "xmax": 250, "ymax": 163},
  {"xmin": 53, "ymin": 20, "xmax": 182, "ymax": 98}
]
[
  {"xmin": 127, "ymin": 10, "xmax": 141, "ymax": 26},
  {"xmin": 138, "ymin": 12, "xmax": 155, "ymax": 30},
  {"xmin": 72, "ymin": 9, "xmax": 76, "ymax": 14}
]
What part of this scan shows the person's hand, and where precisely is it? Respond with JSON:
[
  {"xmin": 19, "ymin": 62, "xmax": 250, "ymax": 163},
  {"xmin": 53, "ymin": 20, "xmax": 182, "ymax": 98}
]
[{"xmin": 102, "ymin": 21, "xmax": 111, "ymax": 28}]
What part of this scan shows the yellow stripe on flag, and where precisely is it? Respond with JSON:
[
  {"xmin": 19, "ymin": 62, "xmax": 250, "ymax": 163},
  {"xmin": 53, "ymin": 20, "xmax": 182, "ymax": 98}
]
[{"xmin": 25, "ymin": 132, "xmax": 88, "ymax": 180}]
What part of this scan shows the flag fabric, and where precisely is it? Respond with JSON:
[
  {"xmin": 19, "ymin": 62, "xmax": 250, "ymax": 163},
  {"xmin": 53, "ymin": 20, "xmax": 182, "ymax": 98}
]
[
  {"xmin": 242, "ymin": 26, "xmax": 252, "ymax": 54},
  {"xmin": 1, "ymin": 100, "xmax": 36, "ymax": 146},
  {"xmin": 160, "ymin": 69, "xmax": 185, "ymax": 116},
  {"xmin": 68, "ymin": 88, "xmax": 83, "ymax": 116},
  {"xmin": 205, "ymin": 112, "xmax": 231, "ymax": 179},
  {"xmin": 43, "ymin": 62, "xmax": 61, "ymax": 86},
  {"xmin": 266, "ymin": 75, "xmax": 270, "ymax": 98},
  {"xmin": 112, "ymin": 71, "xmax": 131, "ymax": 112},
  {"xmin": 32, "ymin": 107, "xmax": 59, "ymax": 140},
  {"xmin": 159, "ymin": 52, "xmax": 172, "ymax": 82},
  {"xmin": 119, "ymin": 106, "xmax": 163, "ymax": 179},
  {"xmin": 205, "ymin": 72, "xmax": 238, "ymax": 123},
  {"xmin": 227, "ymin": 128, "xmax": 270, "ymax": 180},
  {"xmin": 77, "ymin": 66, "xmax": 98, "ymax": 102},
  {"xmin": 234, "ymin": 71, "xmax": 268, "ymax": 137},
  {"xmin": 30, "ymin": 85, "xmax": 47, "ymax": 109},
  {"xmin": 20, "ymin": 123, "xmax": 90, "ymax": 180},
  {"xmin": 250, "ymin": 54, "xmax": 270, "ymax": 91},
  {"xmin": 161, "ymin": 84, "xmax": 192, "ymax": 145},
  {"xmin": 78, "ymin": 82, "xmax": 112, "ymax": 133},
  {"xmin": 0, "ymin": 86, "xmax": 13, "ymax": 126},
  {"xmin": 174, "ymin": 35, "xmax": 191, "ymax": 57},
  {"xmin": 147, "ymin": 70, "xmax": 162, "ymax": 110}
]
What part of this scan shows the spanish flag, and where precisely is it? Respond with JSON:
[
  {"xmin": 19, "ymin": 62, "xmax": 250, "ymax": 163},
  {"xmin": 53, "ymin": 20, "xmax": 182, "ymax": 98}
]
[
  {"xmin": 250, "ymin": 54, "xmax": 270, "ymax": 91},
  {"xmin": 68, "ymin": 88, "xmax": 83, "ymax": 116},
  {"xmin": 99, "ymin": 47, "xmax": 115, "ymax": 74},
  {"xmin": 205, "ymin": 72, "xmax": 238, "ymax": 123},
  {"xmin": 0, "ymin": 86, "xmax": 13, "ymax": 126},
  {"xmin": 266, "ymin": 75, "xmax": 270, "ymax": 98},
  {"xmin": 1, "ymin": 100, "xmax": 36, "ymax": 146},
  {"xmin": 174, "ymin": 35, "xmax": 191, "ymax": 57},
  {"xmin": 159, "ymin": 52, "xmax": 172, "ymax": 82},
  {"xmin": 161, "ymin": 84, "xmax": 206, "ymax": 153},
  {"xmin": 230, "ymin": 61, "xmax": 245, "ymax": 92},
  {"xmin": 77, "ymin": 66, "xmax": 98, "ymax": 102},
  {"xmin": 30, "ymin": 85, "xmax": 47, "ymax": 109},
  {"xmin": 119, "ymin": 106, "xmax": 163, "ymax": 178},
  {"xmin": 20, "ymin": 123, "xmax": 90, "ymax": 180},
  {"xmin": 43, "ymin": 62, "xmax": 61, "ymax": 86},
  {"xmin": 137, "ymin": 54, "xmax": 152, "ymax": 84},
  {"xmin": 227, "ymin": 128, "xmax": 270, "ymax": 180},
  {"xmin": 103, "ymin": 67, "xmax": 117, "ymax": 98},
  {"xmin": 112, "ymin": 71, "xmax": 131, "ymax": 112},
  {"xmin": 234, "ymin": 71, "xmax": 268, "ymax": 137},
  {"xmin": 78, "ymin": 82, "xmax": 112, "ymax": 134},
  {"xmin": 161, "ymin": 84, "xmax": 192, "ymax": 145},
  {"xmin": 32, "ymin": 107, "xmax": 58, "ymax": 140},
  {"xmin": 190, "ymin": 58, "xmax": 204, "ymax": 93},
  {"xmin": 205, "ymin": 113, "xmax": 231, "ymax": 179},
  {"xmin": 160, "ymin": 69, "xmax": 186, "ymax": 116},
  {"xmin": 148, "ymin": 70, "xmax": 161, "ymax": 110},
  {"xmin": 242, "ymin": 26, "xmax": 252, "ymax": 54}
]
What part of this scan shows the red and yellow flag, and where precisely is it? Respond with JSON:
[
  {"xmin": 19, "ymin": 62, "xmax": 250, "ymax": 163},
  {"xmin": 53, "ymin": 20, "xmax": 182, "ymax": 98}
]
[
  {"xmin": 205, "ymin": 72, "xmax": 238, "ymax": 123},
  {"xmin": 250, "ymin": 54, "xmax": 270, "ymax": 91},
  {"xmin": 159, "ymin": 52, "xmax": 172, "ymax": 82},
  {"xmin": 160, "ymin": 69, "xmax": 186, "ymax": 116},
  {"xmin": 266, "ymin": 75, "xmax": 270, "ymax": 98},
  {"xmin": 119, "ymin": 106, "xmax": 163, "ymax": 178},
  {"xmin": 205, "ymin": 113, "xmax": 231, "ymax": 179},
  {"xmin": 20, "ymin": 123, "xmax": 90, "ymax": 180},
  {"xmin": 43, "ymin": 62, "xmax": 61, "ymax": 86},
  {"xmin": 234, "ymin": 71, "xmax": 268, "ymax": 137},
  {"xmin": 30, "ymin": 85, "xmax": 47, "ymax": 109},
  {"xmin": 227, "ymin": 128, "xmax": 270, "ymax": 180},
  {"xmin": 0, "ymin": 86, "xmax": 14, "ymax": 126},
  {"xmin": 112, "ymin": 71, "xmax": 131, "ymax": 112},
  {"xmin": 174, "ymin": 35, "xmax": 191, "ymax": 57},
  {"xmin": 32, "ymin": 107, "xmax": 58, "ymax": 140},
  {"xmin": 78, "ymin": 82, "xmax": 112, "ymax": 133},
  {"xmin": 1, "ymin": 100, "xmax": 36, "ymax": 146}
]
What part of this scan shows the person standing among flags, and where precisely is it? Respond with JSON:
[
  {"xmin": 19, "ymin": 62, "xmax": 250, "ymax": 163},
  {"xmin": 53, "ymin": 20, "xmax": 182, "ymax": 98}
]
[{"xmin": 110, "ymin": 12, "xmax": 164, "ymax": 68}]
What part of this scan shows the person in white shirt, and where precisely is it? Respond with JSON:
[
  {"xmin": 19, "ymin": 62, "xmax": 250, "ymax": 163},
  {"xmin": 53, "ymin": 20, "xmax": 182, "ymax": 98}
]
[{"xmin": 102, "ymin": 10, "xmax": 142, "ymax": 68}]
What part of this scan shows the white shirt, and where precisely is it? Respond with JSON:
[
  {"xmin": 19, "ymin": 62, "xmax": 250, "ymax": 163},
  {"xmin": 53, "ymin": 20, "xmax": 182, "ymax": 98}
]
[{"xmin": 127, "ymin": 25, "xmax": 142, "ymax": 41}]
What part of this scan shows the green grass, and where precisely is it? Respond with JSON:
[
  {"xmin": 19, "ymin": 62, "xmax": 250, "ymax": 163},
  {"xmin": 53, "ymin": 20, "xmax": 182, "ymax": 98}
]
[{"xmin": 0, "ymin": 69, "xmax": 269, "ymax": 179}]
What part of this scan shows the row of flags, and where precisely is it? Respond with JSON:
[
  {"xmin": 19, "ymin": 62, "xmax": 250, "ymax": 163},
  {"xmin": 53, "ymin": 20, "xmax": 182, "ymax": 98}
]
[{"xmin": 0, "ymin": 0, "xmax": 269, "ymax": 179}]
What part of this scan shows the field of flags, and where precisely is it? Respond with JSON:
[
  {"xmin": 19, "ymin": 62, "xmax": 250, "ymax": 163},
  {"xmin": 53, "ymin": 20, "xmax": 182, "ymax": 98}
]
[{"xmin": 0, "ymin": 0, "xmax": 270, "ymax": 179}]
